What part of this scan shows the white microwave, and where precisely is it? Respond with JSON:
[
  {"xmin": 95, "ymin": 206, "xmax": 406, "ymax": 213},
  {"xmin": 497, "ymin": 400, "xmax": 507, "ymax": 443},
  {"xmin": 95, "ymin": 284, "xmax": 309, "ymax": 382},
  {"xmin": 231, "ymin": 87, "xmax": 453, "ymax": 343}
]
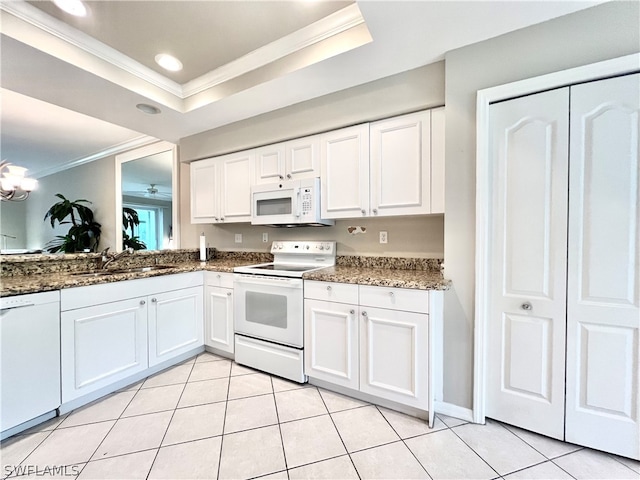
[{"xmin": 251, "ymin": 177, "xmax": 334, "ymax": 227}]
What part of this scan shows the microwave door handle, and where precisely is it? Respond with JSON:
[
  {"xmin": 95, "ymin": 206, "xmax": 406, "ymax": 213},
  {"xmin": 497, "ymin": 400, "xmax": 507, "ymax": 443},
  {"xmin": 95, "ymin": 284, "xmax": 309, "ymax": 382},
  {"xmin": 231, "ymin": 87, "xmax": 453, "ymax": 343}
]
[{"xmin": 295, "ymin": 188, "xmax": 301, "ymax": 218}]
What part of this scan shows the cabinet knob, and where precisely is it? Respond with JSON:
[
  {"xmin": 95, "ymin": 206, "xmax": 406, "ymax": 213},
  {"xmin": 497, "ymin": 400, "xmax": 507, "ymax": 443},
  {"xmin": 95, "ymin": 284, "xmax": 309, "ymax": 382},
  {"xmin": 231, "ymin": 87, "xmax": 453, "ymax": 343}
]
[
  {"xmin": 521, "ymin": 302, "xmax": 532, "ymax": 311},
  {"xmin": 350, "ymin": 309, "xmax": 355, "ymax": 315},
  {"xmin": 326, "ymin": 285, "xmax": 332, "ymax": 291},
  {"xmin": 214, "ymin": 217, "xmax": 219, "ymax": 221},
  {"xmin": 389, "ymin": 291, "xmax": 395, "ymax": 297},
  {"xmin": 279, "ymin": 175, "xmax": 284, "ymax": 180},
  {"xmin": 361, "ymin": 209, "xmax": 366, "ymax": 215},
  {"xmin": 140, "ymin": 300, "xmax": 146, "ymax": 306},
  {"xmin": 362, "ymin": 311, "xmax": 368, "ymax": 317},
  {"xmin": 220, "ymin": 217, "xmax": 225, "ymax": 221},
  {"xmin": 286, "ymin": 174, "xmax": 292, "ymax": 179},
  {"xmin": 372, "ymin": 208, "xmax": 378, "ymax": 214},
  {"xmin": 217, "ymin": 274, "xmax": 221, "ymax": 279},
  {"xmin": 151, "ymin": 298, "xmax": 157, "ymax": 303},
  {"xmin": 227, "ymin": 292, "xmax": 232, "ymax": 296}
]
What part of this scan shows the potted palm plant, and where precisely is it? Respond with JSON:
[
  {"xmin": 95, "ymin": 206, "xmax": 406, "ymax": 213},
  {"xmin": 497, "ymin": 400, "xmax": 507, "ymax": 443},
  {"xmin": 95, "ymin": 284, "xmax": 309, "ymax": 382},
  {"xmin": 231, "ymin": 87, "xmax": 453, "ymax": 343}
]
[
  {"xmin": 43, "ymin": 193, "xmax": 102, "ymax": 253},
  {"xmin": 122, "ymin": 206, "xmax": 147, "ymax": 250}
]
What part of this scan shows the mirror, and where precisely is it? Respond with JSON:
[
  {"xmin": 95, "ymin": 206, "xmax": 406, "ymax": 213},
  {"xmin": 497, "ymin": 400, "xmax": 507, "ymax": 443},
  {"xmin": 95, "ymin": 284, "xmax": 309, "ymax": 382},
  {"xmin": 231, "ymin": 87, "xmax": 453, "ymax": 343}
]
[{"xmin": 115, "ymin": 141, "xmax": 180, "ymax": 252}]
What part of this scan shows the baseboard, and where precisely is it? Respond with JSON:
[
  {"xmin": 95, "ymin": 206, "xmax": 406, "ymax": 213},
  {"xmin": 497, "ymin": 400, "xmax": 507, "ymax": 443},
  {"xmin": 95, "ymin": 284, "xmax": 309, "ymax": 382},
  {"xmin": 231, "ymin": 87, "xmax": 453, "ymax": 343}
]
[{"xmin": 434, "ymin": 401, "xmax": 475, "ymax": 423}]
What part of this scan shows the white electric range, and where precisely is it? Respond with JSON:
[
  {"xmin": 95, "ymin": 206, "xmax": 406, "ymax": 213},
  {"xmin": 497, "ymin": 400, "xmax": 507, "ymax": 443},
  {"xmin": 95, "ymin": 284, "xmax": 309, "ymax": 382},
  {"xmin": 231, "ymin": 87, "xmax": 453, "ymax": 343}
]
[{"xmin": 233, "ymin": 241, "xmax": 336, "ymax": 382}]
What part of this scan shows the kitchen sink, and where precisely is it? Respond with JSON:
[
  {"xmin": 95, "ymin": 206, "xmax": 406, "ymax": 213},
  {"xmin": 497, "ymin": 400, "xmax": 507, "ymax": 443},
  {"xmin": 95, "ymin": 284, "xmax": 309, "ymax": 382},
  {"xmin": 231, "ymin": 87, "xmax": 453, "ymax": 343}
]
[{"xmin": 71, "ymin": 265, "xmax": 176, "ymax": 277}]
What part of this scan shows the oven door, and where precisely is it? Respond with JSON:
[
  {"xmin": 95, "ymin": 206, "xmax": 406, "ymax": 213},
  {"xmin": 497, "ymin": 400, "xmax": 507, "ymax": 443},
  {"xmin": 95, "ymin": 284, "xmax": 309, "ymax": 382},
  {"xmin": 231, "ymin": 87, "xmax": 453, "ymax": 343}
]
[
  {"xmin": 251, "ymin": 183, "xmax": 301, "ymax": 225},
  {"xmin": 233, "ymin": 274, "xmax": 303, "ymax": 348}
]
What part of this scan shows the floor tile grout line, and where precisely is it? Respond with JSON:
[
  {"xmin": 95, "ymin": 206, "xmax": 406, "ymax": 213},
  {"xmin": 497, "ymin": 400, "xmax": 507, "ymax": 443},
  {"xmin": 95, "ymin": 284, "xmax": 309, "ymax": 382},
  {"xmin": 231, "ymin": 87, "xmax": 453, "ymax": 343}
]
[
  {"xmin": 271, "ymin": 375, "xmax": 291, "ymax": 479},
  {"xmin": 316, "ymin": 386, "xmax": 362, "ymax": 480},
  {"xmin": 373, "ymin": 404, "xmax": 434, "ymax": 480},
  {"xmin": 1, "ymin": 428, "xmax": 56, "ymax": 479},
  {"xmin": 608, "ymin": 453, "xmax": 640, "ymax": 474},
  {"xmin": 145, "ymin": 357, "xmax": 197, "ymax": 480},
  {"xmin": 448, "ymin": 423, "xmax": 502, "ymax": 478},
  {"xmin": 215, "ymin": 361, "xmax": 233, "ymax": 480},
  {"xmin": 497, "ymin": 420, "xmax": 582, "ymax": 464}
]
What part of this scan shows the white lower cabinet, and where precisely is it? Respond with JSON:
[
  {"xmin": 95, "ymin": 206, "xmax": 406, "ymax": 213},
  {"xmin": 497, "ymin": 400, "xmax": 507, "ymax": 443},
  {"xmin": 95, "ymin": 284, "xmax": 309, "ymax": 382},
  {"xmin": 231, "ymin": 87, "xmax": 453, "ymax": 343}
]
[
  {"xmin": 148, "ymin": 286, "xmax": 204, "ymax": 367},
  {"xmin": 204, "ymin": 272, "xmax": 235, "ymax": 354},
  {"xmin": 304, "ymin": 280, "xmax": 437, "ymax": 422},
  {"xmin": 60, "ymin": 273, "xmax": 204, "ymax": 403},
  {"xmin": 61, "ymin": 297, "xmax": 148, "ymax": 403}
]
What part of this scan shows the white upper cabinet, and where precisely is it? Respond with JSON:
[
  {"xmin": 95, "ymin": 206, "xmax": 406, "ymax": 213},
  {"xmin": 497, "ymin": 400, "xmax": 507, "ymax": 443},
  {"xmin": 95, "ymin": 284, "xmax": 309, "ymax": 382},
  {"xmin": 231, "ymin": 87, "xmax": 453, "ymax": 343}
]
[
  {"xmin": 190, "ymin": 151, "xmax": 255, "ymax": 223},
  {"xmin": 370, "ymin": 110, "xmax": 431, "ymax": 217},
  {"xmin": 320, "ymin": 109, "xmax": 444, "ymax": 220},
  {"xmin": 255, "ymin": 135, "xmax": 320, "ymax": 184},
  {"xmin": 320, "ymin": 124, "xmax": 370, "ymax": 219},
  {"xmin": 190, "ymin": 158, "xmax": 219, "ymax": 223}
]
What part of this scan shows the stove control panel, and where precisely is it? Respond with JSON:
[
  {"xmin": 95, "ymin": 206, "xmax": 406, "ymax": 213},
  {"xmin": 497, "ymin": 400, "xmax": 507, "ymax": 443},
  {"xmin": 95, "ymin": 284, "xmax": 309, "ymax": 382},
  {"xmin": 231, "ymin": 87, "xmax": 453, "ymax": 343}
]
[{"xmin": 271, "ymin": 241, "xmax": 335, "ymax": 256}]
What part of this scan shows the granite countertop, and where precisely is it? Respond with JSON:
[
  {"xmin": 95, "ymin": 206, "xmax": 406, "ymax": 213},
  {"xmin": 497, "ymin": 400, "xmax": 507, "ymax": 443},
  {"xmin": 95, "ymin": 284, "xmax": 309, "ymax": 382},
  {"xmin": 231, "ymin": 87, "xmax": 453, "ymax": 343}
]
[
  {"xmin": 303, "ymin": 265, "xmax": 450, "ymax": 290},
  {"xmin": 1, "ymin": 253, "xmax": 450, "ymax": 297}
]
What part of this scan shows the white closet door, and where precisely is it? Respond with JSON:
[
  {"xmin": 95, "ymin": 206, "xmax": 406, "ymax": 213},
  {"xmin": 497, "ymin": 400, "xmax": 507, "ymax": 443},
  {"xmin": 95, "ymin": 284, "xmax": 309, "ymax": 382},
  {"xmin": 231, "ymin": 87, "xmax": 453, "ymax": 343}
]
[
  {"xmin": 566, "ymin": 73, "xmax": 640, "ymax": 460},
  {"xmin": 486, "ymin": 88, "xmax": 569, "ymax": 439}
]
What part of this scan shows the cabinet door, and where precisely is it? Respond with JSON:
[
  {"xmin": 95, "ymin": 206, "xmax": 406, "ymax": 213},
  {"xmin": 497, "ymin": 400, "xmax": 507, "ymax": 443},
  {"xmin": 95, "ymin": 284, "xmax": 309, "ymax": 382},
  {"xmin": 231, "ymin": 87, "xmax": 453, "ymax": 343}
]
[
  {"xmin": 304, "ymin": 299, "xmax": 359, "ymax": 389},
  {"xmin": 205, "ymin": 285, "xmax": 234, "ymax": 354},
  {"xmin": 286, "ymin": 135, "xmax": 320, "ymax": 181},
  {"xmin": 220, "ymin": 151, "xmax": 255, "ymax": 222},
  {"xmin": 320, "ymin": 124, "xmax": 370, "ymax": 219},
  {"xmin": 359, "ymin": 306, "xmax": 428, "ymax": 409},
  {"xmin": 190, "ymin": 158, "xmax": 219, "ymax": 223},
  {"xmin": 370, "ymin": 111, "xmax": 430, "ymax": 216},
  {"xmin": 61, "ymin": 298, "xmax": 148, "ymax": 402},
  {"xmin": 565, "ymin": 74, "xmax": 640, "ymax": 460},
  {"xmin": 486, "ymin": 88, "xmax": 569, "ymax": 440},
  {"xmin": 148, "ymin": 287, "xmax": 204, "ymax": 367},
  {"xmin": 255, "ymin": 143, "xmax": 285, "ymax": 184},
  {"xmin": 430, "ymin": 107, "xmax": 445, "ymax": 214}
]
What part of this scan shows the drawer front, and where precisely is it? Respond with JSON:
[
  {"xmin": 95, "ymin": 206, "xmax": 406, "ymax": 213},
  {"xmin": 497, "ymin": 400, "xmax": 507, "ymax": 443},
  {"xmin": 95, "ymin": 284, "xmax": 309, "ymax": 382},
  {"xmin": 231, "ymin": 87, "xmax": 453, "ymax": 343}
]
[
  {"xmin": 359, "ymin": 285, "xmax": 429, "ymax": 314},
  {"xmin": 206, "ymin": 271, "xmax": 234, "ymax": 289},
  {"xmin": 304, "ymin": 280, "xmax": 359, "ymax": 304}
]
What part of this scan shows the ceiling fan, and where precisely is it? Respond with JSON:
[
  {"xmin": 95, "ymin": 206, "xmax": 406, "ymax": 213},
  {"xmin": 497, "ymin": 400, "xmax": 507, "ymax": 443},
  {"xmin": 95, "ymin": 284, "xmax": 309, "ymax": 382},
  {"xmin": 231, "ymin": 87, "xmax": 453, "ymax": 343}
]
[{"xmin": 123, "ymin": 183, "xmax": 172, "ymax": 200}]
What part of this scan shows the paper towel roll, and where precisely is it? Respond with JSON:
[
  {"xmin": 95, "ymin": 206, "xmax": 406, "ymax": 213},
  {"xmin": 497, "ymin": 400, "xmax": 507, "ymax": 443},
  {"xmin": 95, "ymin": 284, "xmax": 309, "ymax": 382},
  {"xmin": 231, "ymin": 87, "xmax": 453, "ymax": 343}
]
[{"xmin": 199, "ymin": 233, "xmax": 206, "ymax": 261}]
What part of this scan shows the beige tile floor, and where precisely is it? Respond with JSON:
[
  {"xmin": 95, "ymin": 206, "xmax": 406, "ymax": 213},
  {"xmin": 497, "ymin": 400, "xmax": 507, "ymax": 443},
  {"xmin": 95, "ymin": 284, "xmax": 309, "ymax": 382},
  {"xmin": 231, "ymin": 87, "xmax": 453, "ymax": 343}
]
[{"xmin": 2, "ymin": 352, "xmax": 639, "ymax": 480}]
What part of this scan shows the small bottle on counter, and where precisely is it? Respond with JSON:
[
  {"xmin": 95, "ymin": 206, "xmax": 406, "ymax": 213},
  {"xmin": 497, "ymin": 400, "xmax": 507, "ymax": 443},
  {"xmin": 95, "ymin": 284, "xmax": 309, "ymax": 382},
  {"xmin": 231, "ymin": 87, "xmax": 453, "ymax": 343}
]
[{"xmin": 199, "ymin": 233, "xmax": 206, "ymax": 262}]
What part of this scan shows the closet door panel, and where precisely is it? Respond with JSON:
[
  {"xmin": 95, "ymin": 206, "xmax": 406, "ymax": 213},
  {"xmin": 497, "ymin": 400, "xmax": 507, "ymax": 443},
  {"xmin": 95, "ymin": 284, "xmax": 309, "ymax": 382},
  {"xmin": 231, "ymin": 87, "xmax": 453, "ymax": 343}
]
[
  {"xmin": 566, "ymin": 73, "xmax": 640, "ymax": 460},
  {"xmin": 486, "ymin": 88, "xmax": 569, "ymax": 440}
]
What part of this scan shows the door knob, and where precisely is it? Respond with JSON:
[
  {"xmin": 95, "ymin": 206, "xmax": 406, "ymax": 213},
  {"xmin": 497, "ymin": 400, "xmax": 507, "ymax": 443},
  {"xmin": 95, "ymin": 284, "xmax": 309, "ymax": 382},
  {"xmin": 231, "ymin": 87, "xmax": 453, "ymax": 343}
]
[
  {"xmin": 521, "ymin": 302, "xmax": 532, "ymax": 311},
  {"xmin": 140, "ymin": 300, "xmax": 146, "ymax": 306}
]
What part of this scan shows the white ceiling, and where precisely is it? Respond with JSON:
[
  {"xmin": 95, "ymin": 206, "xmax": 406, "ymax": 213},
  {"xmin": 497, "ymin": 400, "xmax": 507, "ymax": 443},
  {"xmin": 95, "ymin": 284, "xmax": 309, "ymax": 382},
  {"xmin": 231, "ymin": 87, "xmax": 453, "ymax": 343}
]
[{"xmin": 0, "ymin": 0, "xmax": 603, "ymax": 179}]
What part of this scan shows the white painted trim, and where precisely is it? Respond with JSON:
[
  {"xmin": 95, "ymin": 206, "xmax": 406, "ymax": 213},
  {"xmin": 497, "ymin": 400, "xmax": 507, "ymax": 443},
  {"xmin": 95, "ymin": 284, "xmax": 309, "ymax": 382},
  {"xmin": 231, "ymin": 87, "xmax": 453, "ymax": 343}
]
[
  {"xmin": 474, "ymin": 53, "xmax": 640, "ymax": 425},
  {"xmin": 182, "ymin": 3, "xmax": 367, "ymax": 98},
  {"xmin": 2, "ymin": 1, "xmax": 367, "ymax": 105},
  {"xmin": 434, "ymin": 401, "xmax": 474, "ymax": 423},
  {"xmin": 115, "ymin": 141, "xmax": 179, "ymax": 252},
  {"xmin": 31, "ymin": 135, "xmax": 157, "ymax": 179}
]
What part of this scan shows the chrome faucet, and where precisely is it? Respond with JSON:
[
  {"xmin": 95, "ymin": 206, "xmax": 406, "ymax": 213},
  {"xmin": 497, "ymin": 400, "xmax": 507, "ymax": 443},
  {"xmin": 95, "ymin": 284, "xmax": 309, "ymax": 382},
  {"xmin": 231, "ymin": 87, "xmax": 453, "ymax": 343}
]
[{"xmin": 98, "ymin": 247, "xmax": 133, "ymax": 269}]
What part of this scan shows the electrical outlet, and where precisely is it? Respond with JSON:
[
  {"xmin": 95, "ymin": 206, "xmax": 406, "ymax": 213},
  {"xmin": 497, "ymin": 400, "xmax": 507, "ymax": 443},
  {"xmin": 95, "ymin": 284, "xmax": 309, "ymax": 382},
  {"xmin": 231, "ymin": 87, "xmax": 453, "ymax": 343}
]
[
  {"xmin": 235, "ymin": 234, "xmax": 242, "ymax": 243},
  {"xmin": 379, "ymin": 231, "xmax": 388, "ymax": 244},
  {"xmin": 262, "ymin": 232, "xmax": 268, "ymax": 243}
]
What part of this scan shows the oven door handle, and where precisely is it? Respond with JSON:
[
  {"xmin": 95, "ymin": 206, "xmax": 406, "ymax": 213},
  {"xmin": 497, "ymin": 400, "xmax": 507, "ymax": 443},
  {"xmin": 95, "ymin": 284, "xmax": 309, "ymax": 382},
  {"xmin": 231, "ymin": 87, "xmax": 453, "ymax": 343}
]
[{"xmin": 234, "ymin": 274, "xmax": 303, "ymax": 288}]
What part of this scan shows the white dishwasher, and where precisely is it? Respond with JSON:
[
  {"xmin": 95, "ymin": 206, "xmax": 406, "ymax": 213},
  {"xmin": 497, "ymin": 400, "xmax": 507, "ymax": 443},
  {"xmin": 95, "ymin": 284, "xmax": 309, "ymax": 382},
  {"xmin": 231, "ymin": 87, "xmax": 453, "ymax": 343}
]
[{"xmin": 1, "ymin": 291, "xmax": 61, "ymax": 437}]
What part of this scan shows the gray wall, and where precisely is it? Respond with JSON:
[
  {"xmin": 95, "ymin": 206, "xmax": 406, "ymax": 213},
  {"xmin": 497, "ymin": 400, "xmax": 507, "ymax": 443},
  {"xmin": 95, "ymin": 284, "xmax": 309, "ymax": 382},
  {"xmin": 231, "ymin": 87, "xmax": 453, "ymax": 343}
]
[
  {"xmin": 443, "ymin": 0, "xmax": 640, "ymax": 408},
  {"xmin": 0, "ymin": 200, "xmax": 27, "ymax": 249},
  {"xmin": 24, "ymin": 156, "xmax": 116, "ymax": 251}
]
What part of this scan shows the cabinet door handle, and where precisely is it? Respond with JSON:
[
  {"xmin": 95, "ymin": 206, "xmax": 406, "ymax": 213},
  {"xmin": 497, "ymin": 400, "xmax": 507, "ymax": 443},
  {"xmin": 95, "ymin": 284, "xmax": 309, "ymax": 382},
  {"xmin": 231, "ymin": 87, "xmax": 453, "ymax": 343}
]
[
  {"xmin": 140, "ymin": 300, "xmax": 146, "ymax": 306},
  {"xmin": 521, "ymin": 302, "xmax": 532, "ymax": 311},
  {"xmin": 286, "ymin": 173, "xmax": 292, "ymax": 179},
  {"xmin": 279, "ymin": 175, "xmax": 284, "ymax": 180},
  {"xmin": 220, "ymin": 217, "xmax": 225, "ymax": 221},
  {"xmin": 389, "ymin": 291, "xmax": 395, "ymax": 297},
  {"xmin": 151, "ymin": 298, "xmax": 157, "ymax": 303},
  {"xmin": 372, "ymin": 208, "xmax": 378, "ymax": 214},
  {"xmin": 217, "ymin": 274, "xmax": 221, "ymax": 279},
  {"xmin": 326, "ymin": 285, "xmax": 332, "ymax": 291},
  {"xmin": 227, "ymin": 292, "xmax": 232, "ymax": 296},
  {"xmin": 361, "ymin": 209, "xmax": 366, "ymax": 215},
  {"xmin": 350, "ymin": 309, "xmax": 355, "ymax": 314},
  {"xmin": 362, "ymin": 311, "xmax": 368, "ymax": 317}
]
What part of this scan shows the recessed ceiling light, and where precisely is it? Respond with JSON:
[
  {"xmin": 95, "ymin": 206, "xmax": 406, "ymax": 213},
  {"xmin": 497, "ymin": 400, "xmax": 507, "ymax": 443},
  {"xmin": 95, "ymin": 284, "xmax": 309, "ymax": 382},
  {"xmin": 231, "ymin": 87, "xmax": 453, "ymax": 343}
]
[
  {"xmin": 155, "ymin": 54, "xmax": 183, "ymax": 72},
  {"xmin": 136, "ymin": 104, "xmax": 161, "ymax": 115},
  {"xmin": 53, "ymin": 0, "xmax": 87, "ymax": 17}
]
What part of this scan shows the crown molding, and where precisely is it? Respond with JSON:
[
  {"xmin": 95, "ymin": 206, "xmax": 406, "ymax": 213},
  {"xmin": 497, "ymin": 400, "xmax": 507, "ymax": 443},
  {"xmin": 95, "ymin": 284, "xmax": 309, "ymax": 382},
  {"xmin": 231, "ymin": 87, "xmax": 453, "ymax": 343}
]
[
  {"xmin": 31, "ymin": 135, "xmax": 158, "ymax": 179},
  {"xmin": 2, "ymin": 1, "xmax": 368, "ymax": 107},
  {"xmin": 181, "ymin": 3, "xmax": 368, "ymax": 98}
]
